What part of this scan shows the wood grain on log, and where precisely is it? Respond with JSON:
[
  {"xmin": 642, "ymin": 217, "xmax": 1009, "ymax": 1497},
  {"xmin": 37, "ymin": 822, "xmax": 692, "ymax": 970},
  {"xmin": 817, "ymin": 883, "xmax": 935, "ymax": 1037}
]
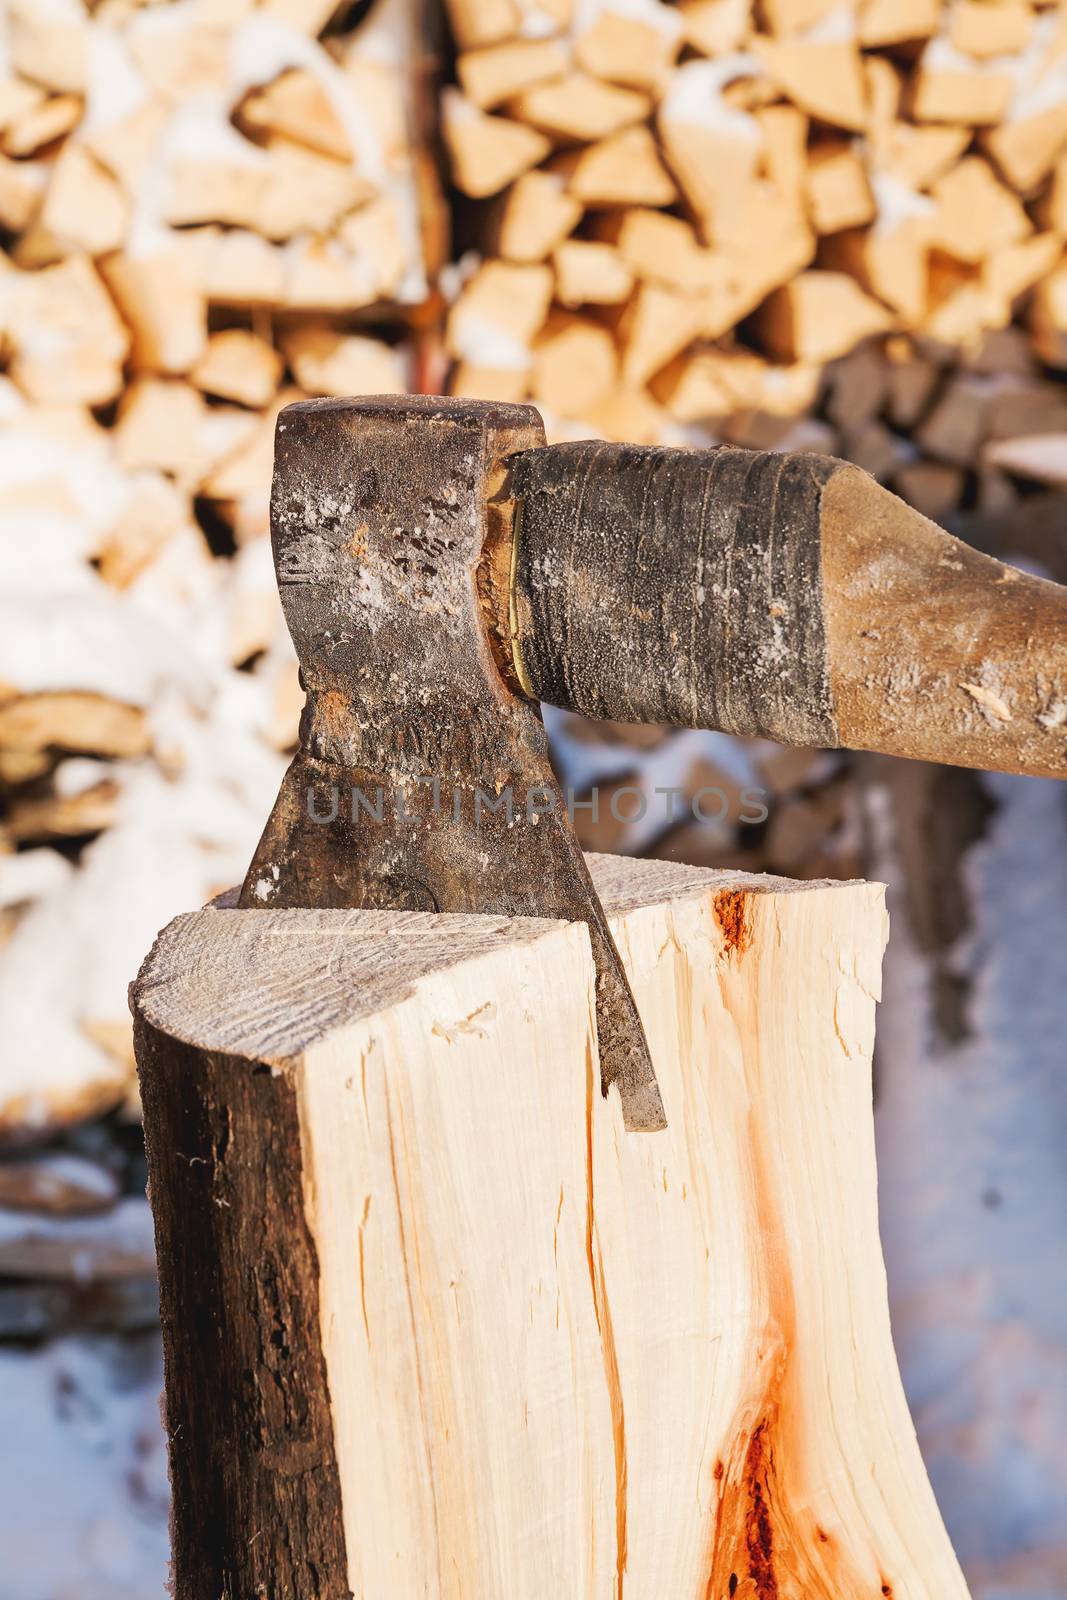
[{"xmin": 133, "ymin": 855, "xmax": 969, "ymax": 1600}]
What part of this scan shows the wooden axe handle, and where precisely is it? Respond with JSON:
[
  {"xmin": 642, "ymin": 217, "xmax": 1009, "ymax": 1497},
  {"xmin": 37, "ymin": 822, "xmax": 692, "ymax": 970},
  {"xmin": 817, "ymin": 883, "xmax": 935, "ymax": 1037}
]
[{"xmin": 508, "ymin": 442, "xmax": 1067, "ymax": 779}]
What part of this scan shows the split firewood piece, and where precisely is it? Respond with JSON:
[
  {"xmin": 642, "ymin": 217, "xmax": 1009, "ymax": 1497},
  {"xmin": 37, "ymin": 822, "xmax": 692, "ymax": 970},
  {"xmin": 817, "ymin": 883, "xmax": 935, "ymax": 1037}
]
[
  {"xmin": 6, "ymin": 777, "xmax": 121, "ymax": 845},
  {"xmin": 755, "ymin": 269, "xmax": 892, "ymax": 365},
  {"xmin": 0, "ymin": 1198, "xmax": 155, "ymax": 1284},
  {"xmin": 507, "ymin": 74, "xmax": 651, "ymax": 142},
  {"xmin": 596, "ymin": 208, "xmax": 724, "ymax": 293},
  {"xmin": 1029, "ymin": 258, "xmax": 1067, "ymax": 367},
  {"xmin": 573, "ymin": 3, "xmax": 683, "ymax": 92},
  {"xmin": 556, "ymin": 125, "xmax": 678, "ymax": 206},
  {"xmin": 445, "ymin": 0, "xmax": 523, "ymax": 51},
  {"xmin": 982, "ymin": 102, "xmax": 1067, "ymax": 195},
  {"xmin": 457, "ymin": 40, "xmax": 569, "ymax": 109},
  {"xmin": 859, "ymin": 0, "xmax": 940, "ymax": 48},
  {"xmin": 445, "ymin": 259, "xmax": 554, "ymax": 370},
  {"xmin": 134, "ymin": 856, "xmax": 970, "ymax": 1600},
  {"xmin": 874, "ymin": 123, "xmax": 971, "ymax": 192},
  {"xmin": 449, "ymin": 362, "xmax": 530, "ymax": 403},
  {"xmin": 531, "ymin": 311, "xmax": 619, "ymax": 417},
  {"xmin": 191, "ymin": 330, "xmax": 284, "ymax": 410},
  {"xmin": 0, "ymin": 255, "xmax": 129, "ymax": 406},
  {"xmin": 618, "ymin": 282, "xmax": 703, "ymax": 388},
  {"xmin": 582, "ymin": 384, "xmax": 668, "ymax": 445},
  {"xmin": 101, "ymin": 250, "xmax": 207, "ymax": 375},
  {"xmin": 658, "ymin": 60, "xmax": 764, "ymax": 240},
  {"xmin": 761, "ymin": 0, "xmax": 837, "ymax": 31},
  {"xmin": 895, "ymin": 459, "xmax": 966, "ymax": 522},
  {"xmin": 951, "ymin": 0, "xmax": 1033, "ymax": 60},
  {"xmin": 1, "ymin": 92, "xmax": 82, "ymax": 157},
  {"xmin": 0, "ymin": 1153, "xmax": 119, "ymax": 1219},
  {"xmin": 915, "ymin": 374, "xmax": 990, "ymax": 466},
  {"xmin": 112, "ymin": 379, "xmax": 255, "ymax": 487},
  {"xmin": 984, "ymin": 433, "xmax": 1067, "ymax": 489},
  {"xmin": 653, "ymin": 345, "xmax": 818, "ymax": 422},
  {"xmin": 751, "ymin": 35, "xmax": 867, "ymax": 132},
  {"xmin": 38, "ymin": 143, "xmax": 128, "ymax": 256},
  {"xmin": 805, "ymin": 141, "xmax": 875, "ymax": 234},
  {"xmin": 679, "ymin": 0, "xmax": 752, "ymax": 57},
  {"xmin": 926, "ymin": 156, "xmax": 1032, "ymax": 264},
  {"xmin": 757, "ymin": 102, "xmax": 808, "ymax": 208},
  {"xmin": 0, "ymin": 149, "xmax": 44, "ymax": 232},
  {"xmin": 910, "ymin": 41, "xmax": 1016, "ymax": 126},
  {"xmin": 442, "ymin": 88, "xmax": 551, "ymax": 198},
  {"xmin": 494, "ymin": 170, "xmax": 583, "ymax": 261},
  {"xmin": 97, "ymin": 476, "xmax": 191, "ymax": 590},
  {"xmin": 826, "ymin": 222, "xmax": 931, "ymax": 328},
  {"xmin": 279, "ymin": 325, "xmax": 407, "ymax": 398},
  {"xmin": 553, "ymin": 239, "xmax": 634, "ymax": 306},
  {"xmin": 236, "ymin": 68, "xmax": 353, "ymax": 162},
  {"xmin": 984, "ymin": 232, "xmax": 1061, "ymax": 315},
  {"xmin": 0, "ymin": 694, "xmax": 149, "ymax": 760},
  {"xmin": 885, "ymin": 342, "xmax": 940, "ymax": 429}
]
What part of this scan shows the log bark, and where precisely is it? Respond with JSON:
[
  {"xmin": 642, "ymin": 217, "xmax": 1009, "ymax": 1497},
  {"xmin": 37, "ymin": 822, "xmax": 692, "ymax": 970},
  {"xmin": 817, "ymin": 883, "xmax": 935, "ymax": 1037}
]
[{"xmin": 133, "ymin": 854, "xmax": 969, "ymax": 1600}]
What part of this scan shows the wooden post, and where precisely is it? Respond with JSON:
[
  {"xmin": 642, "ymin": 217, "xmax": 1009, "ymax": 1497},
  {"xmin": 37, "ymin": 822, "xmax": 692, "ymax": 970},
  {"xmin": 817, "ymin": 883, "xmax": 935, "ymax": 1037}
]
[{"xmin": 132, "ymin": 855, "xmax": 970, "ymax": 1600}]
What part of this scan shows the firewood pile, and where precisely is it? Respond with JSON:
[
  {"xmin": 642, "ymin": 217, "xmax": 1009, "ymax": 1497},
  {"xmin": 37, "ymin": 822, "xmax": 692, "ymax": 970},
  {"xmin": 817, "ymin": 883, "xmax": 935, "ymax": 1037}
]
[
  {"xmin": 440, "ymin": 0, "xmax": 1067, "ymax": 913},
  {"xmin": 442, "ymin": 0, "xmax": 1067, "ymax": 452},
  {"xmin": 0, "ymin": 0, "xmax": 435, "ymax": 1147}
]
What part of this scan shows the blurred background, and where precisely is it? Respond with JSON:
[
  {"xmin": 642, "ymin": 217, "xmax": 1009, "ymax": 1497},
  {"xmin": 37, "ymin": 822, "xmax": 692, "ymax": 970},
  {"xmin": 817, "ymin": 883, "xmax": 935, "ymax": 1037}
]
[{"xmin": 0, "ymin": 0, "xmax": 1065, "ymax": 1594}]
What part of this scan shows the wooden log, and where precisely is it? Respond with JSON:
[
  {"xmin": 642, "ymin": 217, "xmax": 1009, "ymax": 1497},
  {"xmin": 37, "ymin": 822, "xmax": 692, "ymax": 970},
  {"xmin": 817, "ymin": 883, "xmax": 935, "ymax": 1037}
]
[
  {"xmin": 507, "ymin": 74, "xmax": 651, "ymax": 143},
  {"xmin": 443, "ymin": 88, "xmax": 550, "ymax": 198},
  {"xmin": 678, "ymin": 0, "xmax": 751, "ymax": 57},
  {"xmin": 553, "ymin": 238, "xmax": 634, "ymax": 306},
  {"xmin": 101, "ymin": 250, "xmax": 207, "ymax": 375},
  {"xmin": 754, "ymin": 270, "xmax": 892, "ymax": 365},
  {"xmin": 494, "ymin": 169, "xmax": 583, "ymax": 261},
  {"xmin": 531, "ymin": 311, "xmax": 619, "ymax": 416},
  {"xmin": 573, "ymin": 5, "xmax": 682, "ymax": 92},
  {"xmin": 133, "ymin": 856, "xmax": 970, "ymax": 1600},
  {"xmin": 457, "ymin": 40, "xmax": 569, "ymax": 109},
  {"xmin": 191, "ymin": 329, "xmax": 283, "ymax": 409},
  {"xmin": 557, "ymin": 125, "xmax": 678, "ymax": 207}
]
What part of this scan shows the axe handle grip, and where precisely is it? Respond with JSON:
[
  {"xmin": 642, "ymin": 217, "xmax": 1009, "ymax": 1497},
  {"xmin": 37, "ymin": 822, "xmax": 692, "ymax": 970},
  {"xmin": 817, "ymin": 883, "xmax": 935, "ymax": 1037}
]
[{"xmin": 508, "ymin": 440, "xmax": 1067, "ymax": 780}]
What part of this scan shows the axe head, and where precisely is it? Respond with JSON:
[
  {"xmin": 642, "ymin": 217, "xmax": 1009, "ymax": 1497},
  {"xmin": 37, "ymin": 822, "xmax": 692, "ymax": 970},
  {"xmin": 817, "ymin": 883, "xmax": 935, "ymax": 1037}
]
[{"xmin": 239, "ymin": 394, "xmax": 667, "ymax": 1133}]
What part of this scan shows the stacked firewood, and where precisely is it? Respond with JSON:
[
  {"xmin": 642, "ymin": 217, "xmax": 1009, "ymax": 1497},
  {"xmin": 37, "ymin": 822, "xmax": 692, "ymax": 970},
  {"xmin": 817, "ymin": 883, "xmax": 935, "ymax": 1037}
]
[
  {"xmin": 441, "ymin": 0, "xmax": 1067, "ymax": 896},
  {"xmin": 442, "ymin": 0, "xmax": 1067, "ymax": 445},
  {"xmin": 0, "ymin": 0, "xmax": 436, "ymax": 1138}
]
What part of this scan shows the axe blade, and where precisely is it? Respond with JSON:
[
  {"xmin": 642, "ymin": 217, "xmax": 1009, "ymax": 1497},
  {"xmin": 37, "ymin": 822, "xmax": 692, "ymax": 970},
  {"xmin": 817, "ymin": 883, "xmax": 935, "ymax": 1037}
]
[{"xmin": 239, "ymin": 395, "xmax": 667, "ymax": 1134}]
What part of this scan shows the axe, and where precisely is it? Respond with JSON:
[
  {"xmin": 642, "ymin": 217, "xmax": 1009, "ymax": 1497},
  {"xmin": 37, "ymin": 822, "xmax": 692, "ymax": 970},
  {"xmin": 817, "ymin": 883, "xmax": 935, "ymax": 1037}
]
[{"xmin": 241, "ymin": 395, "xmax": 1067, "ymax": 1133}]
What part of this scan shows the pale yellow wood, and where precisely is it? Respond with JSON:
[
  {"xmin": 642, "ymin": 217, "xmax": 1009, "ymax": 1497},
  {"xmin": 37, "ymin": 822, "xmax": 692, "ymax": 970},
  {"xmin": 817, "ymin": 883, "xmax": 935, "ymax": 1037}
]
[
  {"xmin": 495, "ymin": 170, "xmax": 583, "ymax": 262},
  {"xmin": 560, "ymin": 126, "xmax": 678, "ymax": 207},
  {"xmin": 679, "ymin": 0, "xmax": 751, "ymax": 57},
  {"xmin": 574, "ymin": 8, "xmax": 681, "ymax": 92},
  {"xmin": 191, "ymin": 330, "xmax": 283, "ymax": 409},
  {"xmin": 443, "ymin": 89, "xmax": 550, "ymax": 199},
  {"xmin": 531, "ymin": 312, "xmax": 619, "ymax": 416},
  {"xmin": 508, "ymin": 74, "xmax": 651, "ymax": 143},
  {"xmin": 553, "ymin": 239, "xmax": 634, "ymax": 306},
  {"xmin": 805, "ymin": 143, "xmax": 876, "ymax": 235},
  {"xmin": 101, "ymin": 251, "xmax": 207, "ymax": 375},
  {"xmin": 755, "ymin": 270, "xmax": 892, "ymax": 365},
  {"xmin": 457, "ymin": 40, "xmax": 569, "ymax": 110},
  {"xmin": 137, "ymin": 857, "xmax": 971, "ymax": 1599}
]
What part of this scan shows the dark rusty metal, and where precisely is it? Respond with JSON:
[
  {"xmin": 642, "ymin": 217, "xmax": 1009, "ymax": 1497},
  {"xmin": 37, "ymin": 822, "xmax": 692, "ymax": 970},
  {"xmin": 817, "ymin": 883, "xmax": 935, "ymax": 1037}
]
[{"xmin": 239, "ymin": 395, "xmax": 666, "ymax": 1133}]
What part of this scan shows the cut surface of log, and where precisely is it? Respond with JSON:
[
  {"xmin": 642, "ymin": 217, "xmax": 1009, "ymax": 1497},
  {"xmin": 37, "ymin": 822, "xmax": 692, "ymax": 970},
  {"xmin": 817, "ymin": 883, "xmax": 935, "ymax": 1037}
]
[{"xmin": 134, "ymin": 855, "xmax": 969, "ymax": 1600}]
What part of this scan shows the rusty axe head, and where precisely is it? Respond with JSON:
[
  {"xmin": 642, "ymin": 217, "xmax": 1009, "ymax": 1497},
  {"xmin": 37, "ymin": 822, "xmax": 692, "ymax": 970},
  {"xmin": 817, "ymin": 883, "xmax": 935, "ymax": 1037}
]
[
  {"xmin": 238, "ymin": 395, "xmax": 667, "ymax": 1132},
  {"xmin": 242, "ymin": 394, "xmax": 1067, "ymax": 1133}
]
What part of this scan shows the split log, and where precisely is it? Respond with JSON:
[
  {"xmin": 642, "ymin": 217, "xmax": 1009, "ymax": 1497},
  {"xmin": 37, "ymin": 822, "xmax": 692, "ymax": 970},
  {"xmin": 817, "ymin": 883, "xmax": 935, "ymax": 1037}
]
[{"xmin": 133, "ymin": 855, "xmax": 970, "ymax": 1600}]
